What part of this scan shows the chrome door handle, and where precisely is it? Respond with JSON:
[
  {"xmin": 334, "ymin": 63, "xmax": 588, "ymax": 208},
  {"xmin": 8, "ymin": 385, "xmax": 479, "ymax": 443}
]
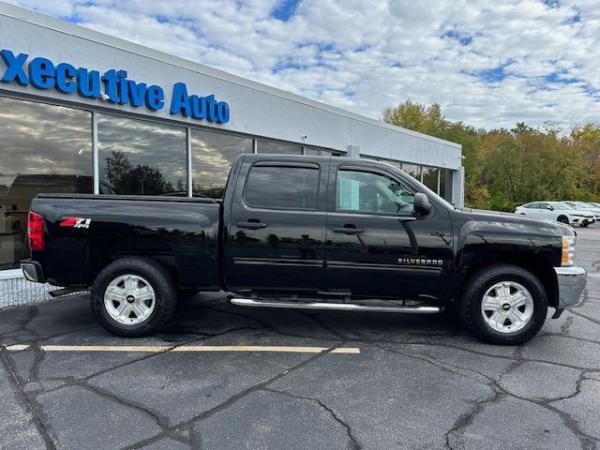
[
  {"xmin": 332, "ymin": 226, "xmax": 364, "ymax": 235},
  {"xmin": 237, "ymin": 221, "xmax": 267, "ymax": 230}
]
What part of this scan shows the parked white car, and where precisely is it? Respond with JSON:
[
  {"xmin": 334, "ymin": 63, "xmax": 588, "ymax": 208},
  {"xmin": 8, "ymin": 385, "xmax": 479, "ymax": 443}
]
[
  {"xmin": 514, "ymin": 201, "xmax": 595, "ymax": 227},
  {"xmin": 564, "ymin": 201, "xmax": 600, "ymax": 222}
]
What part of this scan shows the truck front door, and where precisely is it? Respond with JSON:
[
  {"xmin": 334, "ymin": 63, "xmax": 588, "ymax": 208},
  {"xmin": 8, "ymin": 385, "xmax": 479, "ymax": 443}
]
[
  {"xmin": 324, "ymin": 163, "xmax": 453, "ymax": 300},
  {"xmin": 223, "ymin": 157, "xmax": 328, "ymax": 295}
]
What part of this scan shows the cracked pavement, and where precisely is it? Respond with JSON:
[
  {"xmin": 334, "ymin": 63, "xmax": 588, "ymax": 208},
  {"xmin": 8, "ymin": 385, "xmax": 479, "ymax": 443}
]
[{"xmin": 0, "ymin": 226, "xmax": 599, "ymax": 450}]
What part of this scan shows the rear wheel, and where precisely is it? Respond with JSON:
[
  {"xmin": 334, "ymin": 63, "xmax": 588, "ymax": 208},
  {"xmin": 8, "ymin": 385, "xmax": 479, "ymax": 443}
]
[
  {"xmin": 458, "ymin": 264, "xmax": 548, "ymax": 345},
  {"xmin": 91, "ymin": 257, "xmax": 177, "ymax": 337}
]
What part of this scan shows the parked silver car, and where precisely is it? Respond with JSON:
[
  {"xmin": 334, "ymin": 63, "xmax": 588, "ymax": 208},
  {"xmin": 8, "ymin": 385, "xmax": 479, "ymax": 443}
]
[
  {"xmin": 515, "ymin": 201, "xmax": 595, "ymax": 227},
  {"xmin": 564, "ymin": 201, "xmax": 600, "ymax": 222}
]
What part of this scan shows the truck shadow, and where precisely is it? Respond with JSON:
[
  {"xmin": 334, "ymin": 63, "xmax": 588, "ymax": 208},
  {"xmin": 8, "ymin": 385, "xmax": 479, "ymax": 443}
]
[
  {"xmin": 0, "ymin": 293, "xmax": 468, "ymax": 346},
  {"xmin": 163, "ymin": 293, "xmax": 466, "ymax": 343}
]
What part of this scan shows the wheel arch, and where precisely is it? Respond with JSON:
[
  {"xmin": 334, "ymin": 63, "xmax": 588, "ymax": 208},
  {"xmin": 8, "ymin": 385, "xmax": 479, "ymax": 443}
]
[
  {"xmin": 87, "ymin": 237, "xmax": 178, "ymax": 287},
  {"xmin": 460, "ymin": 251, "xmax": 558, "ymax": 308}
]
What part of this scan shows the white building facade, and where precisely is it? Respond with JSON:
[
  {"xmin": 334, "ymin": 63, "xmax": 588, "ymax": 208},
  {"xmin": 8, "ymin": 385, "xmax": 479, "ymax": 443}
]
[{"xmin": 0, "ymin": 2, "xmax": 463, "ymax": 303}]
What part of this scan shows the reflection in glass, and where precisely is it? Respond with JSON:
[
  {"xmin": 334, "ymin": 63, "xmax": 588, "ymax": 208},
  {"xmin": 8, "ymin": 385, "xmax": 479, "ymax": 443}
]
[
  {"xmin": 192, "ymin": 129, "xmax": 252, "ymax": 198},
  {"xmin": 422, "ymin": 166, "xmax": 440, "ymax": 193},
  {"xmin": 98, "ymin": 115, "xmax": 186, "ymax": 196},
  {"xmin": 257, "ymin": 139, "xmax": 302, "ymax": 154},
  {"xmin": 0, "ymin": 96, "xmax": 92, "ymax": 268},
  {"xmin": 401, "ymin": 163, "xmax": 421, "ymax": 180}
]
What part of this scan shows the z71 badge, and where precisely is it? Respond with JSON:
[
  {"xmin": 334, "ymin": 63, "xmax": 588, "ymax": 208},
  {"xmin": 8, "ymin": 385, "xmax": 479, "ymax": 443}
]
[
  {"xmin": 398, "ymin": 257, "xmax": 443, "ymax": 266},
  {"xmin": 59, "ymin": 217, "xmax": 92, "ymax": 229}
]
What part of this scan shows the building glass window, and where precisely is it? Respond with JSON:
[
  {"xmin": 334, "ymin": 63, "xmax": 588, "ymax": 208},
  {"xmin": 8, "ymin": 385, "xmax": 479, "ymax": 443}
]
[
  {"xmin": 257, "ymin": 139, "xmax": 302, "ymax": 154},
  {"xmin": 439, "ymin": 169, "xmax": 453, "ymax": 201},
  {"xmin": 244, "ymin": 165, "xmax": 320, "ymax": 210},
  {"xmin": 422, "ymin": 166, "xmax": 440, "ymax": 193},
  {"xmin": 191, "ymin": 129, "xmax": 253, "ymax": 198},
  {"xmin": 401, "ymin": 163, "xmax": 421, "ymax": 180},
  {"xmin": 304, "ymin": 147, "xmax": 343, "ymax": 157},
  {"xmin": 0, "ymin": 96, "xmax": 92, "ymax": 269},
  {"xmin": 98, "ymin": 115, "xmax": 187, "ymax": 196}
]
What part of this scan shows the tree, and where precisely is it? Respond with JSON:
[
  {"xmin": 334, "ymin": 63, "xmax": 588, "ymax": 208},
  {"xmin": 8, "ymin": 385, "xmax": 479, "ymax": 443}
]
[{"xmin": 383, "ymin": 101, "xmax": 600, "ymax": 211}]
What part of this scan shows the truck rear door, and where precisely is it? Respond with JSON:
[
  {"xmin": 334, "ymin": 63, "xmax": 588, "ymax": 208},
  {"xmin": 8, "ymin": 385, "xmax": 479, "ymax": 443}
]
[{"xmin": 222, "ymin": 156, "xmax": 329, "ymax": 295}]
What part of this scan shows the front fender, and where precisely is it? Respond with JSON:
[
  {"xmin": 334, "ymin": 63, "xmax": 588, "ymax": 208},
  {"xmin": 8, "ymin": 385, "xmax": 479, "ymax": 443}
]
[{"xmin": 456, "ymin": 219, "xmax": 562, "ymax": 270}]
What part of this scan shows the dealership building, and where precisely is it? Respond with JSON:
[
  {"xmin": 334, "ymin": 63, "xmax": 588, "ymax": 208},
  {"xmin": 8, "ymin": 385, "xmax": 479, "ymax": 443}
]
[{"xmin": 0, "ymin": 2, "xmax": 463, "ymax": 304}]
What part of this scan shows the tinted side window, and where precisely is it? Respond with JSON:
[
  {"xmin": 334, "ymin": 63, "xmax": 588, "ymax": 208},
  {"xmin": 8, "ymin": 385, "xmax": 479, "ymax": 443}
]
[
  {"xmin": 245, "ymin": 165, "xmax": 319, "ymax": 210},
  {"xmin": 336, "ymin": 170, "xmax": 414, "ymax": 215}
]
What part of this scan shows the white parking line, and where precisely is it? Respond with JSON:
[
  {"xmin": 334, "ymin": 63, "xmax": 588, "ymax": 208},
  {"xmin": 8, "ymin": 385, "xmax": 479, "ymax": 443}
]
[{"xmin": 3, "ymin": 344, "xmax": 360, "ymax": 354}]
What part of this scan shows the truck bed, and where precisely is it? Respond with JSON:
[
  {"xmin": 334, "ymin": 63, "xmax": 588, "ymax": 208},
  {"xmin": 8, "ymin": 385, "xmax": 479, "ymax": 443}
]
[{"xmin": 30, "ymin": 193, "xmax": 222, "ymax": 289}]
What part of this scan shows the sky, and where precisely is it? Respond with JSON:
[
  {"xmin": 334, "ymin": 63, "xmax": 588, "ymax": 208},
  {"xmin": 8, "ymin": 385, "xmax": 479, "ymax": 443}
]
[{"xmin": 4, "ymin": 0, "xmax": 600, "ymax": 130}]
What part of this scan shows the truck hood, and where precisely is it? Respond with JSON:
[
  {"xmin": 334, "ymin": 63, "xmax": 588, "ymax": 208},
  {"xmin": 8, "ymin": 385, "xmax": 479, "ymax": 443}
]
[{"xmin": 457, "ymin": 207, "xmax": 574, "ymax": 237}]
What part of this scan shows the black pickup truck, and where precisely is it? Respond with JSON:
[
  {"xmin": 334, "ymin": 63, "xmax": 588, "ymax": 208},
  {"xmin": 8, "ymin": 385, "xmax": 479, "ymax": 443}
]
[{"xmin": 22, "ymin": 155, "xmax": 587, "ymax": 344}]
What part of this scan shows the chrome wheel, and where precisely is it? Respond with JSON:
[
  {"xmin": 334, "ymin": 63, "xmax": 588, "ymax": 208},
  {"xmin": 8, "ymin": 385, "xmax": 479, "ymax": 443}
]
[
  {"xmin": 104, "ymin": 274, "xmax": 156, "ymax": 325},
  {"xmin": 481, "ymin": 281, "xmax": 534, "ymax": 334}
]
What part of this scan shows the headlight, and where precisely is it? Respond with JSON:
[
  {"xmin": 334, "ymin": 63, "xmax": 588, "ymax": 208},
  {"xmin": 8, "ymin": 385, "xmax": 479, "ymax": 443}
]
[{"xmin": 561, "ymin": 236, "xmax": 575, "ymax": 266}]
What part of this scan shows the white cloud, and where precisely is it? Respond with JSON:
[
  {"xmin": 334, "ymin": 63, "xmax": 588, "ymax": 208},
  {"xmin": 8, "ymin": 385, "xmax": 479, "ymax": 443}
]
[{"xmin": 4, "ymin": 0, "xmax": 599, "ymax": 129}]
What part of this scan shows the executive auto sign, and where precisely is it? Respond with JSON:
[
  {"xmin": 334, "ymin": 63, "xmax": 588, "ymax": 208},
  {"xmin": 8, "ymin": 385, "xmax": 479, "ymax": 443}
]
[{"xmin": 0, "ymin": 49, "xmax": 230, "ymax": 124}]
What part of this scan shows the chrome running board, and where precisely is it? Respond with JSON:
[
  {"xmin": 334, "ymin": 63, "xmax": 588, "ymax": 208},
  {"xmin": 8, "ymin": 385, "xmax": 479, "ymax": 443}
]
[{"xmin": 230, "ymin": 298, "xmax": 440, "ymax": 314}]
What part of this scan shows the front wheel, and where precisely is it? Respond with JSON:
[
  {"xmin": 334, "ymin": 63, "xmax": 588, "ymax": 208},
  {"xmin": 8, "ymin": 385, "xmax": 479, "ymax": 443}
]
[
  {"xmin": 458, "ymin": 264, "xmax": 548, "ymax": 345},
  {"xmin": 91, "ymin": 257, "xmax": 177, "ymax": 337}
]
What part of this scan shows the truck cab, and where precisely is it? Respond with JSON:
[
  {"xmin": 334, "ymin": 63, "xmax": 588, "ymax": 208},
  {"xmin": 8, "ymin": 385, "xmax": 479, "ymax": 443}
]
[{"xmin": 222, "ymin": 155, "xmax": 453, "ymax": 302}]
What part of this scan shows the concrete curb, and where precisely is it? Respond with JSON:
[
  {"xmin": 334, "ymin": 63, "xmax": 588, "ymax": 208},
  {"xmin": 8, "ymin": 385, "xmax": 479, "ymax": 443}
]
[{"xmin": 0, "ymin": 269, "xmax": 55, "ymax": 308}]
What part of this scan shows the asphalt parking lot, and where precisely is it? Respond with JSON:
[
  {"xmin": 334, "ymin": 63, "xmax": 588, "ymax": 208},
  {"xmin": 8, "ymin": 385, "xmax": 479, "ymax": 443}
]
[{"xmin": 0, "ymin": 227, "xmax": 599, "ymax": 450}]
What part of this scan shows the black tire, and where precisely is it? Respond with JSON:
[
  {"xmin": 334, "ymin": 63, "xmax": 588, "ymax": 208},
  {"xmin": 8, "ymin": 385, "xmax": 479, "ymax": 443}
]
[
  {"xmin": 91, "ymin": 257, "xmax": 177, "ymax": 337},
  {"xmin": 580, "ymin": 222, "xmax": 589, "ymax": 228},
  {"xmin": 458, "ymin": 264, "xmax": 548, "ymax": 345},
  {"xmin": 557, "ymin": 216, "xmax": 569, "ymax": 225}
]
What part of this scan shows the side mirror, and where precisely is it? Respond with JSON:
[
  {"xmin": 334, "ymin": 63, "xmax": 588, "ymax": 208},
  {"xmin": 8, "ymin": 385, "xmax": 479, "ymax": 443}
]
[
  {"xmin": 547, "ymin": 206, "xmax": 554, "ymax": 211},
  {"xmin": 414, "ymin": 192, "xmax": 432, "ymax": 216}
]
